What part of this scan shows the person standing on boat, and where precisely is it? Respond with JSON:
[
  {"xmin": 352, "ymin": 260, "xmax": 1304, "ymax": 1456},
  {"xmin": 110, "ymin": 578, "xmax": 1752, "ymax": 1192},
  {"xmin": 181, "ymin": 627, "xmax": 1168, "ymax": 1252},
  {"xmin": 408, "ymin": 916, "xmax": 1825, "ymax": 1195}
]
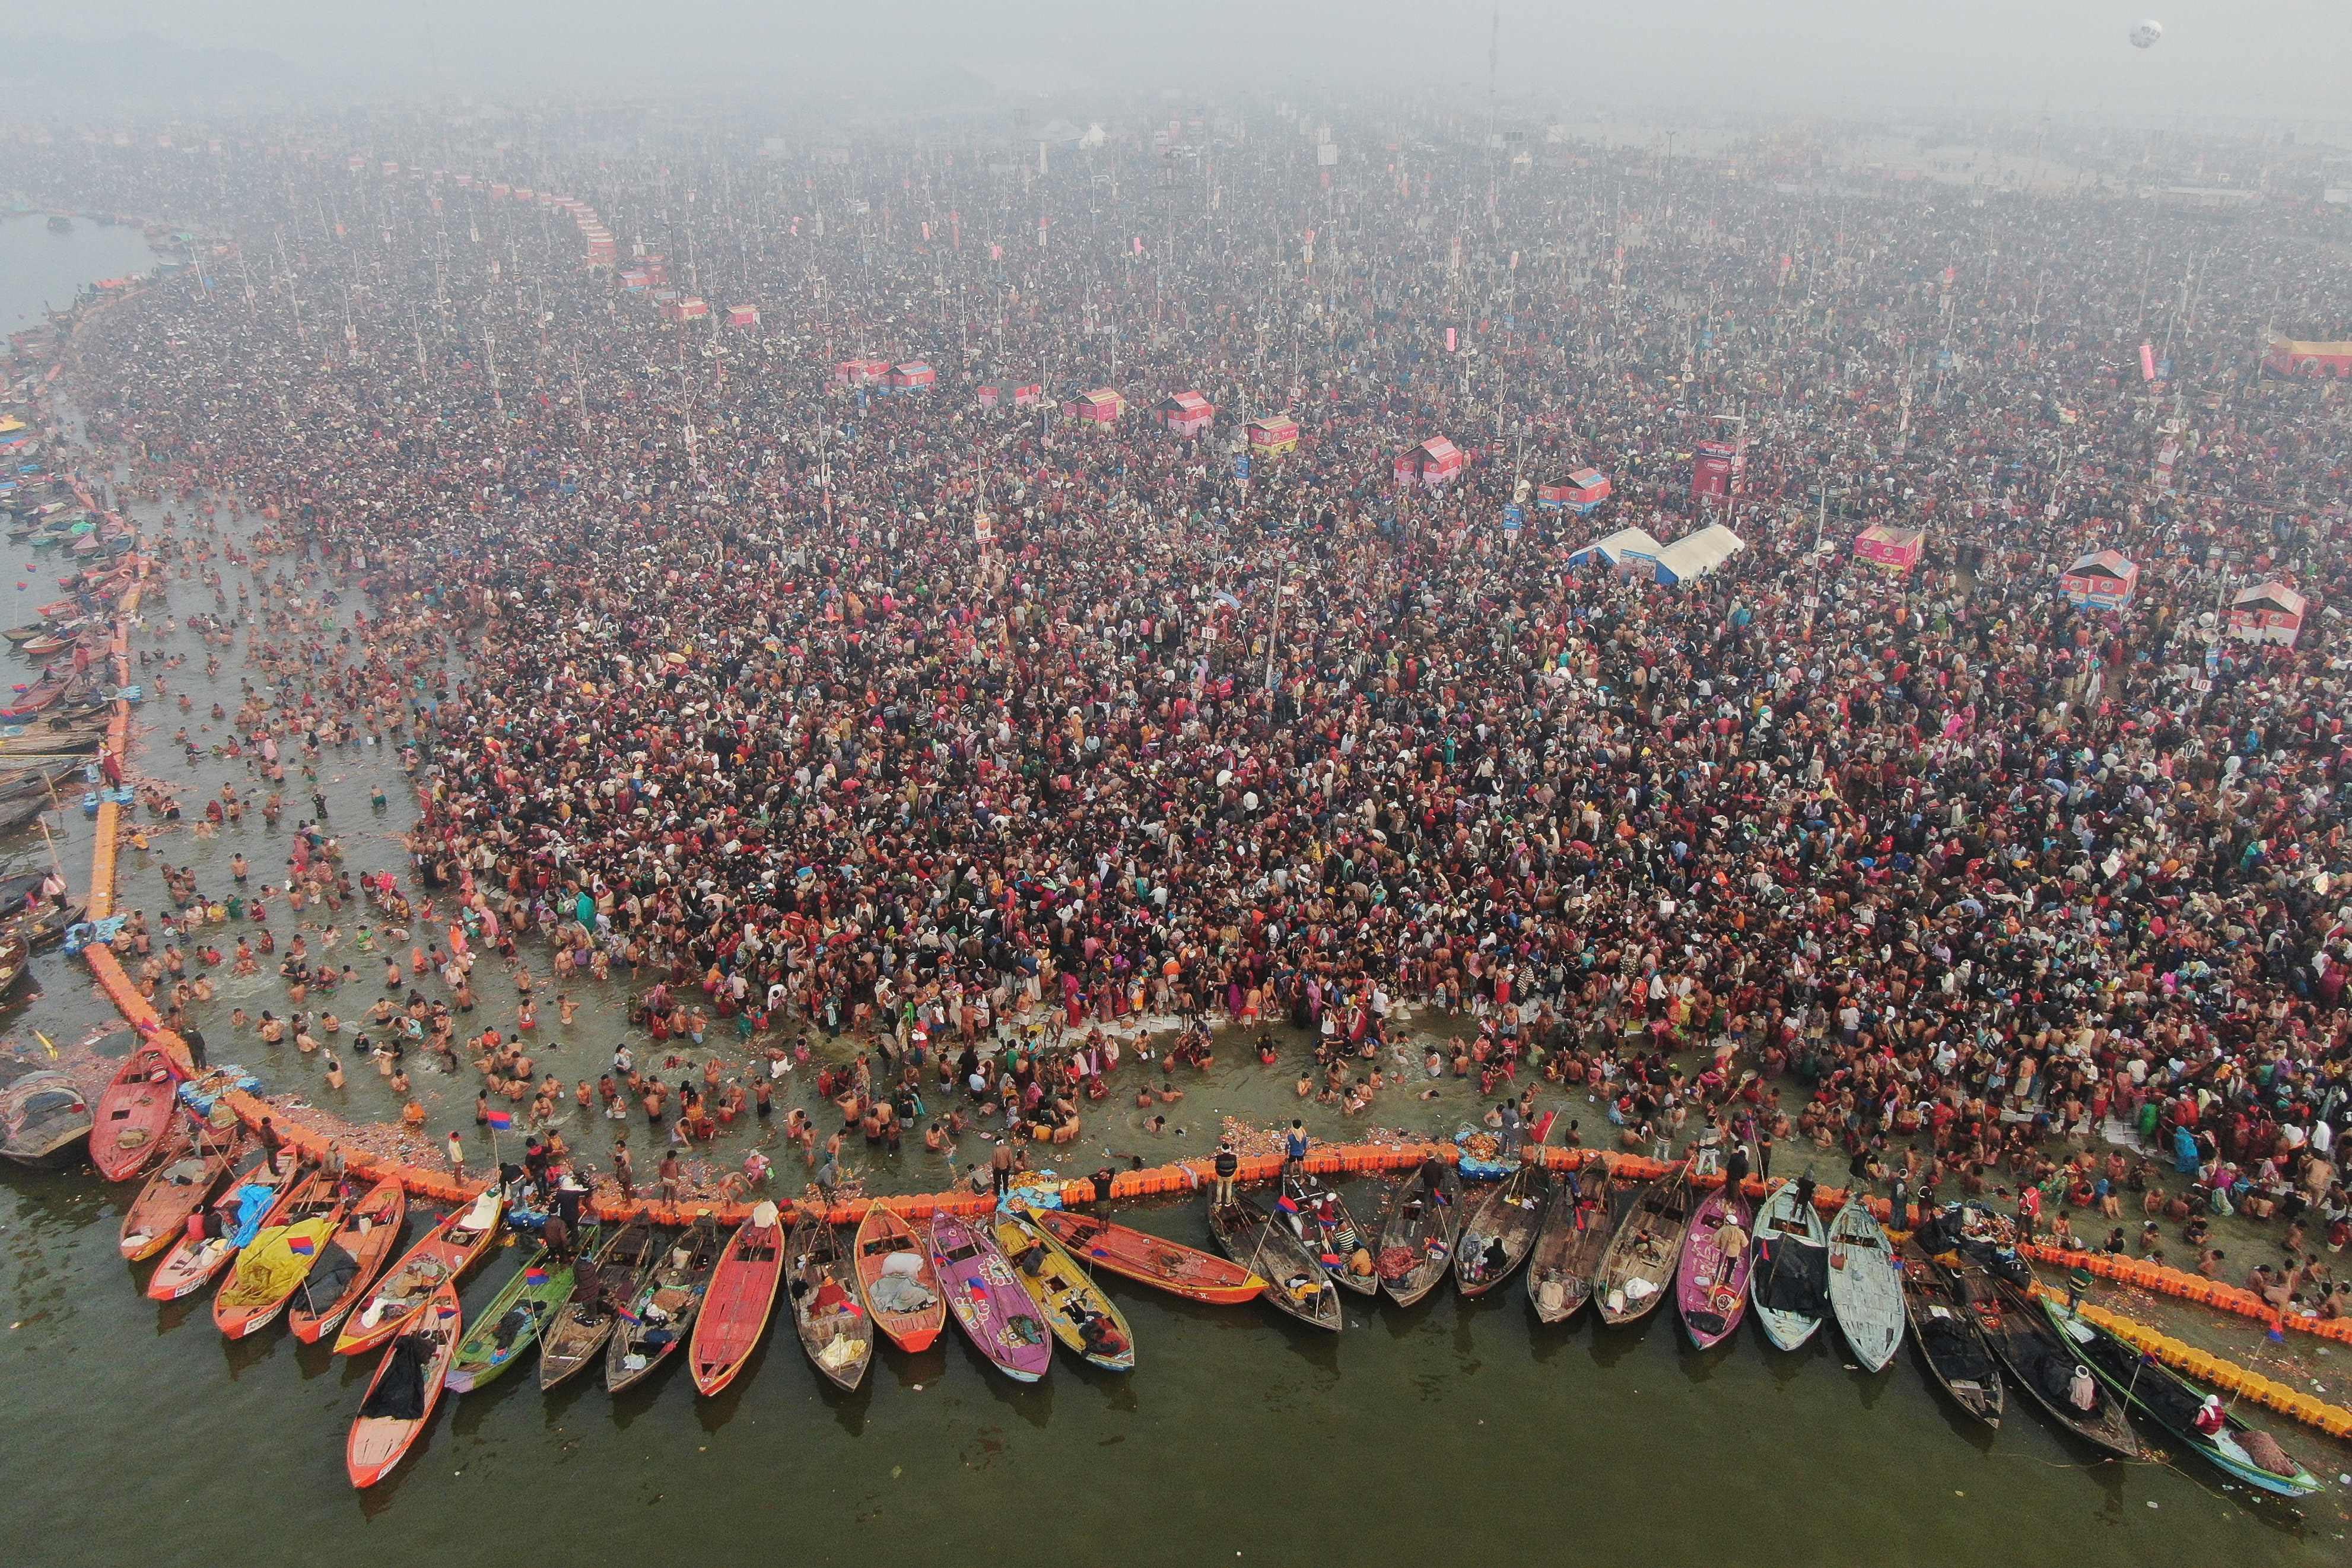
[{"xmin": 1213, "ymin": 1138, "xmax": 1239, "ymax": 1207}]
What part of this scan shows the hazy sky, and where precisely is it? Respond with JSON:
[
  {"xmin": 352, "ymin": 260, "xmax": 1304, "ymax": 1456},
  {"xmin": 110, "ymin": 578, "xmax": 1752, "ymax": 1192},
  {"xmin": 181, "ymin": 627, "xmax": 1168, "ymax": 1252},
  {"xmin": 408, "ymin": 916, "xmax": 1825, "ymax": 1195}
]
[{"xmin": 10, "ymin": 1, "xmax": 2351, "ymax": 119}]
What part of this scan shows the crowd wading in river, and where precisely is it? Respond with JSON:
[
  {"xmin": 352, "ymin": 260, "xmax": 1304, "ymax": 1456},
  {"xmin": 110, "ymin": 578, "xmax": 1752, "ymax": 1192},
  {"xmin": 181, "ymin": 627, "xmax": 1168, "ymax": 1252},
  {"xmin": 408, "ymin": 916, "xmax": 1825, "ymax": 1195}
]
[{"xmin": 2, "ymin": 107, "xmax": 2350, "ymax": 1492}]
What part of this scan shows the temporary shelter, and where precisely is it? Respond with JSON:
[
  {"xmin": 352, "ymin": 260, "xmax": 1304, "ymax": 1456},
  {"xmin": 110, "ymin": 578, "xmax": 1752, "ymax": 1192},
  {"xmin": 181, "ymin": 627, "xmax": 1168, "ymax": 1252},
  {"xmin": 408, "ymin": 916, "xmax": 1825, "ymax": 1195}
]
[
  {"xmin": 1538, "ymin": 468, "xmax": 1612, "ymax": 514},
  {"xmin": 1246, "ymin": 416, "xmax": 1299, "ymax": 456},
  {"xmin": 2058, "ymin": 549, "xmax": 2138, "ymax": 609},
  {"xmin": 1395, "ymin": 437, "xmax": 1466, "ymax": 488},
  {"xmin": 1854, "ymin": 523, "xmax": 1924, "ymax": 571},
  {"xmin": 2229, "ymin": 580, "xmax": 2307, "ymax": 645},
  {"xmin": 1649, "ymin": 524, "xmax": 1747, "ymax": 585},
  {"xmin": 1158, "ymin": 391, "xmax": 1215, "ymax": 437},
  {"xmin": 1566, "ymin": 526, "xmax": 1664, "ymax": 570}
]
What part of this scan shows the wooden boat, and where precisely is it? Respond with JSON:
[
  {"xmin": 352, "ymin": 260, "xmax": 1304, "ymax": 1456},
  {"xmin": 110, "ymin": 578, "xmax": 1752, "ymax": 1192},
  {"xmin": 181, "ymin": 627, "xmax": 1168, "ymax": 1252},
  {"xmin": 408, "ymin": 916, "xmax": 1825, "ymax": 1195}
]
[
  {"xmin": 1526, "ymin": 1164, "xmax": 1617, "ymax": 1324},
  {"xmin": 851, "ymin": 1204, "xmax": 947, "ymax": 1350},
  {"xmin": 1594, "ymin": 1172, "xmax": 1694, "ymax": 1325},
  {"xmin": 1454, "ymin": 1162, "xmax": 1549, "ymax": 1299},
  {"xmin": 0, "ymin": 1057, "xmax": 88, "ymax": 1166},
  {"xmin": 1277, "ymin": 1172, "xmax": 1378, "ymax": 1295},
  {"xmin": 333, "ymin": 1188, "xmax": 504, "ymax": 1356},
  {"xmin": 212, "ymin": 1169, "xmax": 348, "ymax": 1338},
  {"xmin": 1959, "ymin": 1271, "xmax": 2141, "ymax": 1459},
  {"xmin": 1898, "ymin": 1236, "xmax": 2002, "ymax": 1426},
  {"xmin": 993, "ymin": 1206, "xmax": 1135, "ymax": 1372},
  {"xmin": 2042, "ymin": 1296, "xmax": 2319, "ymax": 1495},
  {"xmin": 8, "ymin": 901, "xmax": 84, "ymax": 949},
  {"xmin": 787, "ymin": 1212, "xmax": 874, "ymax": 1391},
  {"xmin": 88, "ymin": 1047, "xmax": 181, "ymax": 1181},
  {"xmin": 926, "ymin": 1211, "xmax": 1056, "ymax": 1381},
  {"xmin": 346, "ymin": 1283, "xmax": 459, "ymax": 1490},
  {"xmin": 1375, "ymin": 1160, "xmax": 1461, "ymax": 1308},
  {"xmin": 1676, "ymin": 1187, "xmax": 1755, "ymax": 1349},
  {"xmin": 447, "ymin": 1228, "xmax": 596, "ymax": 1393},
  {"xmin": 1826, "ymin": 1197, "xmax": 1904, "ymax": 1371},
  {"xmin": 144, "ymin": 1154, "xmax": 298, "ymax": 1300},
  {"xmin": 538, "ymin": 1220, "xmax": 659, "ymax": 1391},
  {"xmin": 606, "ymin": 1214, "xmax": 722, "ymax": 1394},
  {"xmin": 1031, "ymin": 1207, "xmax": 1264, "ymax": 1306},
  {"xmin": 691, "ymin": 1203, "xmax": 787, "ymax": 1395},
  {"xmin": 119, "ymin": 1132, "xmax": 239, "ymax": 1261},
  {"xmin": 1747, "ymin": 1181, "xmax": 1830, "ymax": 1351},
  {"xmin": 1206, "ymin": 1194, "xmax": 1343, "ymax": 1332},
  {"xmin": 290, "ymin": 1177, "xmax": 406, "ymax": 1344}
]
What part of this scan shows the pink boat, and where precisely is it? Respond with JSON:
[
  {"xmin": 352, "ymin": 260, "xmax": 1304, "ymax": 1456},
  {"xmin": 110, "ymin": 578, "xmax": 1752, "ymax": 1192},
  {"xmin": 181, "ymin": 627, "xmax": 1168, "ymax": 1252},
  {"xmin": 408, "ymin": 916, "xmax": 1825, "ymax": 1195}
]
[
  {"xmin": 1676, "ymin": 1188, "xmax": 1755, "ymax": 1349},
  {"xmin": 924, "ymin": 1212, "xmax": 1053, "ymax": 1383}
]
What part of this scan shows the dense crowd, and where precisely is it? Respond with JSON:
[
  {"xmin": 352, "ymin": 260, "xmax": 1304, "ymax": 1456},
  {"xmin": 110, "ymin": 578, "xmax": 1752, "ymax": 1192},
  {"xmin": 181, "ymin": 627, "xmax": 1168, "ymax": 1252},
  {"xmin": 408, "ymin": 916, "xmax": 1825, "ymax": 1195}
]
[{"xmin": 20, "ymin": 110, "xmax": 2352, "ymax": 1313}]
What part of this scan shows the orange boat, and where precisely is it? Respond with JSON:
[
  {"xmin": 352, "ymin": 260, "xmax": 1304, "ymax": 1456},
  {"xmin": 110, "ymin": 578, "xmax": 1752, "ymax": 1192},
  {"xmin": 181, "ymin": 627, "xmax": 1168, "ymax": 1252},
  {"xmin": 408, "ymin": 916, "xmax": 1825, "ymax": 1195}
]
[
  {"xmin": 332, "ymin": 1188, "xmax": 501, "ymax": 1356},
  {"xmin": 290, "ymin": 1178, "xmax": 409, "ymax": 1343},
  {"xmin": 689, "ymin": 1201, "xmax": 787, "ymax": 1395},
  {"xmin": 1032, "ymin": 1208, "xmax": 1268, "ymax": 1305},
  {"xmin": 346, "ymin": 1282, "xmax": 459, "ymax": 1490},
  {"xmin": 851, "ymin": 1204, "xmax": 945, "ymax": 1351},
  {"xmin": 117, "ymin": 1131, "xmax": 239, "ymax": 1261},
  {"xmin": 143, "ymin": 1155, "xmax": 300, "ymax": 1302},
  {"xmin": 90, "ymin": 1047, "xmax": 180, "ymax": 1181},
  {"xmin": 211, "ymin": 1170, "xmax": 349, "ymax": 1338}
]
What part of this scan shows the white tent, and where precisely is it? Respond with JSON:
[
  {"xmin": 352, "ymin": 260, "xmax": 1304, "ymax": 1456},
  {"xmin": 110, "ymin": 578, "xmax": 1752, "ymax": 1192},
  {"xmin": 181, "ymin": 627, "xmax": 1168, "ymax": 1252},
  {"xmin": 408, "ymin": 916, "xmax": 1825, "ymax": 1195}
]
[
  {"xmin": 1567, "ymin": 526, "xmax": 1664, "ymax": 569},
  {"xmin": 1649, "ymin": 524, "xmax": 1746, "ymax": 585}
]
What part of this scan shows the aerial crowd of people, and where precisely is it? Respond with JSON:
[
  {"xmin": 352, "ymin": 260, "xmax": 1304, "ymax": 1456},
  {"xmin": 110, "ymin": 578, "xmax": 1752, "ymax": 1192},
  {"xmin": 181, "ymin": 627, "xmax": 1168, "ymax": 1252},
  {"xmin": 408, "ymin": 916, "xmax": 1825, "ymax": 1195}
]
[{"xmin": 15, "ymin": 109, "xmax": 2351, "ymax": 1318}]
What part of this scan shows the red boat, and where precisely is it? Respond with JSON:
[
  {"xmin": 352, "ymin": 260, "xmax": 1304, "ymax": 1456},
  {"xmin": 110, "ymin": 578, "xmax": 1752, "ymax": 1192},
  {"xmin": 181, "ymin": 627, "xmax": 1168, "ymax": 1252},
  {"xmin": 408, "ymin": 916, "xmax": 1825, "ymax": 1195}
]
[
  {"xmin": 851, "ymin": 1204, "xmax": 945, "ymax": 1351},
  {"xmin": 1032, "ymin": 1207, "xmax": 1268, "ymax": 1305},
  {"xmin": 332, "ymin": 1188, "xmax": 502, "ymax": 1356},
  {"xmin": 118, "ymin": 1131, "xmax": 241, "ymax": 1261},
  {"xmin": 0, "ymin": 679, "xmax": 68, "ymax": 720},
  {"xmin": 689, "ymin": 1201, "xmax": 787, "ymax": 1395},
  {"xmin": 144, "ymin": 1155, "xmax": 301, "ymax": 1301},
  {"xmin": 89, "ymin": 1046, "xmax": 181, "ymax": 1181},
  {"xmin": 347, "ymin": 1283, "xmax": 459, "ymax": 1489},
  {"xmin": 289, "ymin": 1177, "xmax": 408, "ymax": 1344}
]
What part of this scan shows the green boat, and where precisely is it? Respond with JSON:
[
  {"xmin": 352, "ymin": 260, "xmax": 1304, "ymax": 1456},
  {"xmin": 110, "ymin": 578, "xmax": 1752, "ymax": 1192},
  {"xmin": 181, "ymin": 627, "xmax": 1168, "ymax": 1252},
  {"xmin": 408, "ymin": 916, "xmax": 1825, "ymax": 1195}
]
[
  {"xmin": 2041, "ymin": 1297, "xmax": 2321, "ymax": 1497},
  {"xmin": 444, "ymin": 1226, "xmax": 598, "ymax": 1392}
]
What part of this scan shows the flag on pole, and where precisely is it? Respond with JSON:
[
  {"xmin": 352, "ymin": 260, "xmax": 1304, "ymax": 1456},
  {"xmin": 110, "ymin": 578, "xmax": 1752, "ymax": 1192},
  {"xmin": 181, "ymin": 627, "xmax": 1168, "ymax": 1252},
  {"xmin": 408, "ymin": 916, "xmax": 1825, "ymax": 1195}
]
[
  {"xmin": 485, "ymin": 1109, "xmax": 513, "ymax": 1130},
  {"xmin": 2140, "ymin": 342, "xmax": 2158, "ymax": 381}
]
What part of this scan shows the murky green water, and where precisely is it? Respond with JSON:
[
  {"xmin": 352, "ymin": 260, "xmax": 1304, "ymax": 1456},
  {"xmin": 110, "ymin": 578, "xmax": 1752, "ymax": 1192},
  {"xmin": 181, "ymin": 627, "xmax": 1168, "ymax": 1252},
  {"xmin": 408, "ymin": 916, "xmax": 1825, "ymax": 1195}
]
[{"xmin": 2, "ymin": 223, "xmax": 2348, "ymax": 1568}]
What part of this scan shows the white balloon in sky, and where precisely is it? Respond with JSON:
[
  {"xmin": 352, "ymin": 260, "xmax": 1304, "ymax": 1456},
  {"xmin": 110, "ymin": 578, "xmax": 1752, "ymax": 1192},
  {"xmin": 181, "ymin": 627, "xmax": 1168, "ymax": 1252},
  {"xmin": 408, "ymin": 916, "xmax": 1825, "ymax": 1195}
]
[{"xmin": 2129, "ymin": 19, "xmax": 2163, "ymax": 49}]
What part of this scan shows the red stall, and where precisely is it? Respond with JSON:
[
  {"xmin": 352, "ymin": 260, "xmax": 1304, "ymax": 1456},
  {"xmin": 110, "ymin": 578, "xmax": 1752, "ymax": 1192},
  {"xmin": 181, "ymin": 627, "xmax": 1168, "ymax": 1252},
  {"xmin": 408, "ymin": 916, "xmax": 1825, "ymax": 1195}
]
[
  {"xmin": 726, "ymin": 304, "xmax": 760, "ymax": 327},
  {"xmin": 1158, "ymin": 390, "xmax": 1215, "ymax": 437},
  {"xmin": 1010, "ymin": 383, "xmax": 1043, "ymax": 409},
  {"xmin": 2058, "ymin": 549, "xmax": 2139, "ymax": 610},
  {"xmin": 1066, "ymin": 389, "xmax": 1125, "ymax": 426},
  {"xmin": 2229, "ymin": 580, "xmax": 2307, "ymax": 645},
  {"xmin": 1539, "ymin": 467, "xmax": 1612, "ymax": 514},
  {"xmin": 1247, "ymin": 416, "xmax": 1299, "ymax": 457},
  {"xmin": 1395, "ymin": 437, "xmax": 1466, "ymax": 488},
  {"xmin": 659, "ymin": 295, "xmax": 709, "ymax": 323},
  {"xmin": 888, "ymin": 360, "xmax": 937, "ymax": 392},
  {"xmin": 832, "ymin": 358, "xmax": 891, "ymax": 388}
]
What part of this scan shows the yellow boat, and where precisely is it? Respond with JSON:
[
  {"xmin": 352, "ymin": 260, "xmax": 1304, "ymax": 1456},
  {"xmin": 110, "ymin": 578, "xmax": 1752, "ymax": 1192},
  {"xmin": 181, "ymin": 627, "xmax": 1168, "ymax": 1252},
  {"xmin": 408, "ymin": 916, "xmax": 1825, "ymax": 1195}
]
[
  {"xmin": 991, "ymin": 1207, "xmax": 1135, "ymax": 1372},
  {"xmin": 213, "ymin": 1175, "xmax": 347, "ymax": 1339}
]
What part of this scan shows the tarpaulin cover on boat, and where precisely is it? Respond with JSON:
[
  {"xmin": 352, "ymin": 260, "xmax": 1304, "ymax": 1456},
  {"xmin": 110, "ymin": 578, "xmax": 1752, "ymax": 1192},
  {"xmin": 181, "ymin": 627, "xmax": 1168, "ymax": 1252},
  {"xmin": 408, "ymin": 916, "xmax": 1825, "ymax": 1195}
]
[
  {"xmin": 359, "ymin": 1334, "xmax": 432, "ymax": 1420},
  {"xmin": 1750, "ymin": 1235, "xmax": 1828, "ymax": 1315}
]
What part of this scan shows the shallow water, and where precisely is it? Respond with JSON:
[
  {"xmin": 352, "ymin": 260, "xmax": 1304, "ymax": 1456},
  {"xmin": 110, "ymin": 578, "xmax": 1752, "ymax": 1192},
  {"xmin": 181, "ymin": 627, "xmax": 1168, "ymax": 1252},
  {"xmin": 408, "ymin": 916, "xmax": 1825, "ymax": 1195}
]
[{"xmin": 3, "ymin": 221, "xmax": 2350, "ymax": 1568}]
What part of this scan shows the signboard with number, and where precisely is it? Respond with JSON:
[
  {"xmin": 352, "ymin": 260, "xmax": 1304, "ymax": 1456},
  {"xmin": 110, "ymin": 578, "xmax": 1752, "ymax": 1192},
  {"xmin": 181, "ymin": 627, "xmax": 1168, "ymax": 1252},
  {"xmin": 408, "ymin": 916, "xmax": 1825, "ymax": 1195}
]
[{"xmin": 1502, "ymin": 504, "xmax": 1524, "ymax": 531}]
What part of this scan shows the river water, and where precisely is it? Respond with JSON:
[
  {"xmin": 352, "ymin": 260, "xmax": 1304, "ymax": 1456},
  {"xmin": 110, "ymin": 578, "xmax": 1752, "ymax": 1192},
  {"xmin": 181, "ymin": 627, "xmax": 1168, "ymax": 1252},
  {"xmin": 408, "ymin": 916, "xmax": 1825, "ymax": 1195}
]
[{"xmin": 1, "ymin": 221, "xmax": 2348, "ymax": 1568}]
